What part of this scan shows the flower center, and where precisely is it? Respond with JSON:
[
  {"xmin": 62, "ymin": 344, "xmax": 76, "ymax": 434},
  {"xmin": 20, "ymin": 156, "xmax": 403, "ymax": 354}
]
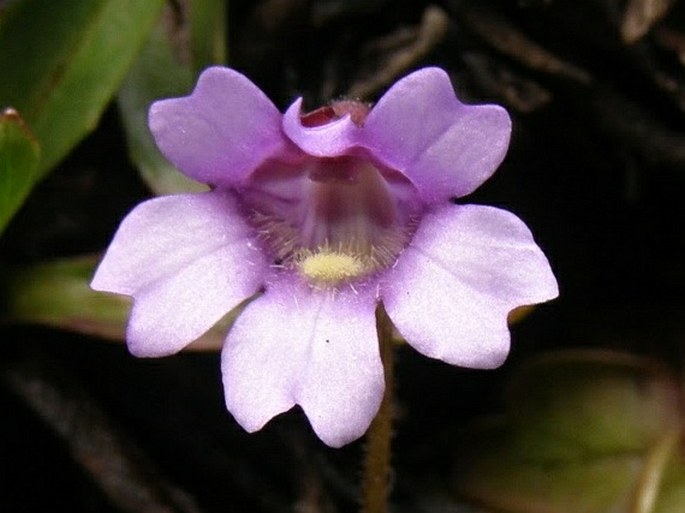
[{"xmin": 243, "ymin": 155, "xmax": 421, "ymax": 287}]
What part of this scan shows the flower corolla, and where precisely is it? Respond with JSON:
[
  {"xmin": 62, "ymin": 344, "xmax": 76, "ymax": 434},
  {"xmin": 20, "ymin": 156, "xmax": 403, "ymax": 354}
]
[{"xmin": 92, "ymin": 66, "xmax": 558, "ymax": 447}]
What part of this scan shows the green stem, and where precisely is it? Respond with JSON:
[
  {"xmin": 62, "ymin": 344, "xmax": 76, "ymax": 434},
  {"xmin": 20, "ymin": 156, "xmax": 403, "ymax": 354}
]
[{"xmin": 361, "ymin": 306, "xmax": 395, "ymax": 513}]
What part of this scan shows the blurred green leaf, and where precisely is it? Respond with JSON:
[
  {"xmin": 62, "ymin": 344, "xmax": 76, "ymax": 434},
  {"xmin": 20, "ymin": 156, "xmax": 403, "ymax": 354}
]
[
  {"xmin": 454, "ymin": 350, "xmax": 685, "ymax": 513},
  {"xmin": 0, "ymin": 0, "xmax": 164, "ymax": 176},
  {"xmin": 457, "ymin": 425, "xmax": 643, "ymax": 513},
  {"xmin": 0, "ymin": 108, "xmax": 40, "ymax": 234},
  {"xmin": 117, "ymin": 7, "xmax": 208, "ymax": 195},
  {"xmin": 655, "ymin": 450, "xmax": 685, "ymax": 513},
  {"xmin": 190, "ymin": 0, "xmax": 228, "ymax": 72},
  {"xmin": 507, "ymin": 352, "xmax": 682, "ymax": 460},
  {"xmin": 1, "ymin": 255, "xmax": 130, "ymax": 341}
]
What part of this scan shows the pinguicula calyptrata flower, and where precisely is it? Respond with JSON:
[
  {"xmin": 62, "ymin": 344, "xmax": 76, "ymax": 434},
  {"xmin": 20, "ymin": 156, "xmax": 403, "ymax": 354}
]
[{"xmin": 92, "ymin": 67, "xmax": 558, "ymax": 447}]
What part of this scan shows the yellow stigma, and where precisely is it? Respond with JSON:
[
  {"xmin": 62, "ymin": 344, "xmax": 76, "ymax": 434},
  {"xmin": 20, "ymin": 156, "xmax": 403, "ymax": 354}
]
[{"xmin": 299, "ymin": 249, "xmax": 368, "ymax": 286}]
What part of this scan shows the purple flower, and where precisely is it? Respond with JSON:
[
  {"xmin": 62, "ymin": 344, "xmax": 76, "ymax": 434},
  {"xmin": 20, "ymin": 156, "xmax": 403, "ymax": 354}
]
[{"xmin": 92, "ymin": 67, "xmax": 558, "ymax": 447}]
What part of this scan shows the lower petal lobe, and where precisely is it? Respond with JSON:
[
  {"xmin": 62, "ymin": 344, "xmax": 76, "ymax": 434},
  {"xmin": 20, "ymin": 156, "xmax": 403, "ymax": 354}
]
[{"xmin": 222, "ymin": 276, "xmax": 384, "ymax": 447}]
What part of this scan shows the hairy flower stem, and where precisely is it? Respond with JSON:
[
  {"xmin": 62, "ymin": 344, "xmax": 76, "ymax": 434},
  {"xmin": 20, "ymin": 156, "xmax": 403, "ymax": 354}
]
[{"xmin": 361, "ymin": 306, "xmax": 395, "ymax": 513}]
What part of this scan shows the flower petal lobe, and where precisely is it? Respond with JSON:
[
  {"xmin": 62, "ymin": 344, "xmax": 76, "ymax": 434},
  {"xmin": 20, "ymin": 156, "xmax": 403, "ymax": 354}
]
[
  {"xmin": 282, "ymin": 98, "xmax": 361, "ymax": 156},
  {"xmin": 149, "ymin": 66, "xmax": 294, "ymax": 187},
  {"xmin": 222, "ymin": 278, "xmax": 383, "ymax": 447},
  {"xmin": 364, "ymin": 68, "xmax": 511, "ymax": 201},
  {"xmin": 92, "ymin": 192, "xmax": 267, "ymax": 356},
  {"xmin": 382, "ymin": 204, "xmax": 558, "ymax": 369}
]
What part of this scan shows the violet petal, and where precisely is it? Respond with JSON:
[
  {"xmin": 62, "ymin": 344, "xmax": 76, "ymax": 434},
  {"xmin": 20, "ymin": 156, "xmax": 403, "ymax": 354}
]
[
  {"xmin": 382, "ymin": 204, "xmax": 558, "ymax": 369},
  {"xmin": 149, "ymin": 66, "xmax": 296, "ymax": 187},
  {"xmin": 281, "ymin": 68, "xmax": 510, "ymax": 203},
  {"xmin": 364, "ymin": 68, "xmax": 511, "ymax": 202},
  {"xmin": 91, "ymin": 192, "xmax": 268, "ymax": 356},
  {"xmin": 282, "ymin": 98, "xmax": 360, "ymax": 157},
  {"xmin": 222, "ymin": 277, "xmax": 383, "ymax": 447}
]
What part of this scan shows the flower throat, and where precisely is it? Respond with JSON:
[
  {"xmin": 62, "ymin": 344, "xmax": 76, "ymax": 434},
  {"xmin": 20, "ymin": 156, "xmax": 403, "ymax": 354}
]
[
  {"xmin": 247, "ymin": 156, "xmax": 417, "ymax": 287},
  {"xmin": 243, "ymin": 100, "xmax": 421, "ymax": 287}
]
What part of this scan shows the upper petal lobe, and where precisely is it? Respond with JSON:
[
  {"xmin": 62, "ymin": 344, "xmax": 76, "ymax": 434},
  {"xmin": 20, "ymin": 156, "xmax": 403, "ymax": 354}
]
[
  {"xmin": 281, "ymin": 68, "xmax": 511, "ymax": 203},
  {"xmin": 149, "ymin": 66, "xmax": 297, "ymax": 187},
  {"xmin": 363, "ymin": 68, "xmax": 511, "ymax": 202},
  {"xmin": 222, "ymin": 277, "xmax": 383, "ymax": 447},
  {"xmin": 382, "ymin": 204, "xmax": 558, "ymax": 369},
  {"xmin": 91, "ymin": 191, "xmax": 268, "ymax": 356}
]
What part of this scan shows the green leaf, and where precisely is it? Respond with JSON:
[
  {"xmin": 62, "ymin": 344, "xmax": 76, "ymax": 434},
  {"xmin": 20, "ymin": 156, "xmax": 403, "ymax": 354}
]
[
  {"xmin": 117, "ymin": 7, "xmax": 208, "ymax": 195},
  {"xmin": 1, "ymin": 255, "xmax": 130, "ymax": 341},
  {"xmin": 0, "ymin": 0, "xmax": 164, "ymax": 176},
  {"xmin": 0, "ymin": 108, "xmax": 40, "ymax": 234},
  {"xmin": 655, "ymin": 453, "xmax": 685, "ymax": 513},
  {"xmin": 458, "ymin": 425, "xmax": 643, "ymax": 513},
  {"xmin": 190, "ymin": 0, "xmax": 228, "ymax": 72},
  {"xmin": 507, "ymin": 351, "xmax": 682, "ymax": 460},
  {"xmin": 454, "ymin": 350, "xmax": 685, "ymax": 513}
]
